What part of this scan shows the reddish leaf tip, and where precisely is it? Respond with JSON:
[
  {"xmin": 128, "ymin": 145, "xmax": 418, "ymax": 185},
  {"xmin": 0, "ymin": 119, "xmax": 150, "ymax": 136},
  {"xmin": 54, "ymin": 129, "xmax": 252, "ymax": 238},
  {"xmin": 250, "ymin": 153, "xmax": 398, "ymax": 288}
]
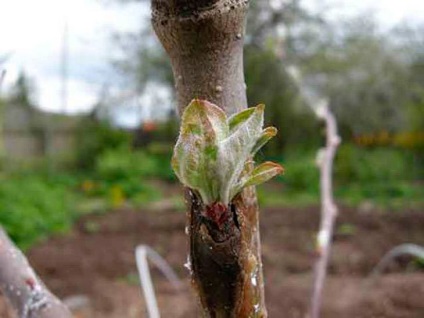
[{"xmin": 263, "ymin": 161, "xmax": 285, "ymax": 175}]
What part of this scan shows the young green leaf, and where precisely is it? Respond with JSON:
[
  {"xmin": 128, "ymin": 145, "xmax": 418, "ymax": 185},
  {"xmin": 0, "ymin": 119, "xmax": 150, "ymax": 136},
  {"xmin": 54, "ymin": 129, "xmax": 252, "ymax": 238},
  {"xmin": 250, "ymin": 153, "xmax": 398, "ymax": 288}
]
[
  {"xmin": 251, "ymin": 127, "xmax": 278, "ymax": 156},
  {"xmin": 218, "ymin": 104, "xmax": 265, "ymax": 203},
  {"xmin": 245, "ymin": 162, "xmax": 284, "ymax": 187},
  {"xmin": 231, "ymin": 162, "xmax": 284, "ymax": 198},
  {"xmin": 172, "ymin": 100, "xmax": 227, "ymax": 204},
  {"xmin": 227, "ymin": 107, "xmax": 256, "ymax": 132}
]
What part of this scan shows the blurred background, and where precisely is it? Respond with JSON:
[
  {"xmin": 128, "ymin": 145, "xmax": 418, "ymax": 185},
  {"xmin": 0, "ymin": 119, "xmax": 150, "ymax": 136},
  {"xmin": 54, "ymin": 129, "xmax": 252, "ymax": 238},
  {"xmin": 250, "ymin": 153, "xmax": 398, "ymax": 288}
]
[{"xmin": 0, "ymin": 0, "xmax": 423, "ymax": 317}]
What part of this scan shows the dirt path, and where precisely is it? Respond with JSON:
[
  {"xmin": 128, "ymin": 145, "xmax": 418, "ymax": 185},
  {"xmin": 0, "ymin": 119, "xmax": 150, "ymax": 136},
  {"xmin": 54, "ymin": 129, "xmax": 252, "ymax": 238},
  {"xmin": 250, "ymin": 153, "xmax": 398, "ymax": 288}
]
[{"xmin": 1, "ymin": 205, "xmax": 424, "ymax": 317}]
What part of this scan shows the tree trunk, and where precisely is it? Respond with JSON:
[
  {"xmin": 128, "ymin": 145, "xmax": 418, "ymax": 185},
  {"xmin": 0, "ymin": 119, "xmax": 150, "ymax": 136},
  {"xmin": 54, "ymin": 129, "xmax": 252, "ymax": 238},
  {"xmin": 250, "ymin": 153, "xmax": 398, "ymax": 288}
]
[
  {"xmin": 151, "ymin": 1, "xmax": 267, "ymax": 317},
  {"xmin": 0, "ymin": 227, "xmax": 71, "ymax": 318}
]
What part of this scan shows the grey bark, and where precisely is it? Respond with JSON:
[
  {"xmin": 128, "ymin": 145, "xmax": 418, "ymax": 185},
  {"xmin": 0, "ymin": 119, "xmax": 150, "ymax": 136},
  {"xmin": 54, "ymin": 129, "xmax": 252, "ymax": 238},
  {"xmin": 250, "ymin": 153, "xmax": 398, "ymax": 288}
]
[
  {"xmin": 310, "ymin": 104, "xmax": 340, "ymax": 318},
  {"xmin": 152, "ymin": 0, "xmax": 248, "ymax": 115},
  {"xmin": 0, "ymin": 227, "xmax": 71, "ymax": 318}
]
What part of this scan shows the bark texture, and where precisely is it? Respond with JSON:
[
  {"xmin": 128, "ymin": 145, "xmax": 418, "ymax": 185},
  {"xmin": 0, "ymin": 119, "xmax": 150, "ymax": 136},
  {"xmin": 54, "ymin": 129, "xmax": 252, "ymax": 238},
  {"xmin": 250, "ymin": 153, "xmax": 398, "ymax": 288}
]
[
  {"xmin": 186, "ymin": 189, "xmax": 265, "ymax": 317},
  {"xmin": 152, "ymin": 0, "xmax": 248, "ymax": 115},
  {"xmin": 0, "ymin": 227, "xmax": 72, "ymax": 318},
  {"xmin": 152, "ymin": 1, "xmax": 267, "ymax": 316}
]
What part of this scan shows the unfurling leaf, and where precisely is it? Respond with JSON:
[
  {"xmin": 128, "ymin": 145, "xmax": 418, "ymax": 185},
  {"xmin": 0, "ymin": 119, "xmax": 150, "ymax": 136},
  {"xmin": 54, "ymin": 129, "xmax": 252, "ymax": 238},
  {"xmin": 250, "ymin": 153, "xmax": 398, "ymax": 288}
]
[
  {"xmin": 172, "ymin": 99, "xmax": 283, "ymax": 205},
  {"xmin": 218, "ymin": 104, "xmax": 265, "ymax": 203},
  {"xmin": 251, "ymin": 127, "xmax": 278, "ymax": 156},
  {"xmin": 172, "ymin": 100, "xmax": 227, "ymax": 203},
  {"xmin": 244, "ymin": 162, "xmax": 284, "ymax": 187},
  {"xmin": 231, "ymin": 162, "xmax": 284, "ymax": 199},
  {"xmin": 227, "ymin": 107, "xmax": 257, "ymax": 132}
]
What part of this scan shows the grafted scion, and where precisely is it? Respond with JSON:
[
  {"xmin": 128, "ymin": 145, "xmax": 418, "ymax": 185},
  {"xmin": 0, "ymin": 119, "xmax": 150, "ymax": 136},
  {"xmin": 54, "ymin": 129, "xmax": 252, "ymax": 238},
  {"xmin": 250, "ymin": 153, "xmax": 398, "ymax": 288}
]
[
  {"xmin": 188, "ymin": 189, "xmax": 242, "ymax": 317},
  {"xmin": 151, "ymin": 0, "xmax": 271, "ymax": 315},
  {"xmin": 175, "ymin": 101, "xmax": 282, "ymax": 317}
]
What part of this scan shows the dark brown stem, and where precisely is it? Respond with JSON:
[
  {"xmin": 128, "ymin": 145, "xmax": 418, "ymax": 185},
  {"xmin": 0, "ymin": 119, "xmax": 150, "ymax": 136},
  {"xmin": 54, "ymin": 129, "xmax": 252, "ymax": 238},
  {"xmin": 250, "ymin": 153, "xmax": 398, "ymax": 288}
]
[
  {"xmin": 151, "ymin": 1, "xmax": 267, "ymax": 316},
  {"xmin": 186, "ymin": 189, "xmax": 265, "ymax": 317},
  {"xmin": 0, "ymin": 227, "xmax": 72, "ymax": 318}
]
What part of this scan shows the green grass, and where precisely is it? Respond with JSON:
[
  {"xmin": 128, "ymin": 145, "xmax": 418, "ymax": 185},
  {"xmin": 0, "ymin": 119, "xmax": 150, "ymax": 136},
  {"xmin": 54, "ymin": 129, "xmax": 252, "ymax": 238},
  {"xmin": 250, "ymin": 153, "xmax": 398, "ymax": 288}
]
[
  {"xmin": 0, "ymin": 172, "xmax": 80, "ymax": 249},
  {"xmin": 257, "ymin": 186, "xmax": 319, "ymax": 208},
  {"xmin": 336, "ymin": 182, "xmax": 424, "ymax": 209},
  {"xmin": 256, "ymin": 145, "xmax": 424, "ymax": 209},
  {"xmin": 0, "ymin": 164, "xmax": 165, "ymax": 249},
  {"xmin": 257, "ymin": 180, "xmax": 424, "ymax": 210}
]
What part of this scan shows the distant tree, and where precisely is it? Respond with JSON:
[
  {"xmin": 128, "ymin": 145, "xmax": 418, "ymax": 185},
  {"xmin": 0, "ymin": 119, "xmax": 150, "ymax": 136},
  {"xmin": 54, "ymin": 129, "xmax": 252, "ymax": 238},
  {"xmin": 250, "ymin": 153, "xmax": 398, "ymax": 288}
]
[
  {"xmin": 113, "ymin": 1, "xmax": 424, "ymax": 144},
  {"xmin": 8, "ymin": 72, "xmax": 37, "ymax": 108},
  {"xmin": 301, "ymin": 17, "xmax": 413, "ymax": 136},
  {"xmin": 245, "ymin": 46, "xmax": 319, "ymax": 153}
]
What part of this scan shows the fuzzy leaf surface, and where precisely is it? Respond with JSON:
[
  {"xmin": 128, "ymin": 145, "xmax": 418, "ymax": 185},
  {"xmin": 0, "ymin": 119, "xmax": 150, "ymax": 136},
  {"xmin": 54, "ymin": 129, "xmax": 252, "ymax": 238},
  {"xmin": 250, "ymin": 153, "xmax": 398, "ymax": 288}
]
[
  {"xmin": 172, "ymin": 100, "xmax": 227, "ymax": 203},
  {"xmin": 251, "ymin": 127, "xmax": 278, "ymax": 156},
  {"xmin": 172, "ymin": 100, "xmax": 282, "ymax": 205},
  {"xmin": 217, "ymin": 105, "xmax": 265, "ymax": 204}
]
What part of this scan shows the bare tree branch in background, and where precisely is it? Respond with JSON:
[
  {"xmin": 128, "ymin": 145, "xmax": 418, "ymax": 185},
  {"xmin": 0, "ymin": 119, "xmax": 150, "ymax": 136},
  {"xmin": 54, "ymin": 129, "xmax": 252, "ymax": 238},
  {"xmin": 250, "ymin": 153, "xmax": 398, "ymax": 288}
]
[
  {"xmin": 310, "ymin": 101, "xmax": 340, "ymax": 318},
  {"xmin": 286, "ymin": 67, "xmax": 341, "ymax": 318},
  {"xmin": 0, "ymin": 228, "xmax": 72, "ymax": 318}
]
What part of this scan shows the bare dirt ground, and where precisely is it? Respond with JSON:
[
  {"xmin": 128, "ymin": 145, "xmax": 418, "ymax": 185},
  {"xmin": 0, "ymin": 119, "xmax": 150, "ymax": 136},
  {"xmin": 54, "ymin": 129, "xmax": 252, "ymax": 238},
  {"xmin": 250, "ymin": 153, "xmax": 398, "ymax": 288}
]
[{"xmin": 1, "ymin": 200, "xmax": 424, "ymax": 317}]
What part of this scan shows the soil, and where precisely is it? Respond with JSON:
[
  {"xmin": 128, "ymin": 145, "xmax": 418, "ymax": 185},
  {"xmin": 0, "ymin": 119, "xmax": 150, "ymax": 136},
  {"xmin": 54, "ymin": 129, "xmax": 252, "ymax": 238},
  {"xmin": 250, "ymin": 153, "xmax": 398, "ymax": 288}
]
[{"xmin": 1, "ymin": 191, "xmax": 424, "ymax": 317}]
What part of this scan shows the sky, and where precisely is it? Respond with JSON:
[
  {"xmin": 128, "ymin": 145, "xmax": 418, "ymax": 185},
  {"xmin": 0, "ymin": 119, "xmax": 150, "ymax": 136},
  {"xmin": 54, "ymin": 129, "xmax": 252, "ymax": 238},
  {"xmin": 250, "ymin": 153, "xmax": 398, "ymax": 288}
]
[
  {"xmin": 0, "ymin": 0, "xmax": 146, "ymax": 115},
  {"xmin": 1, "ymin": 0, "xmax": 423, "ymax": 124},
  {"xmin": 307, "ymin": 0, "xmax": 424, "ymax": 27}
]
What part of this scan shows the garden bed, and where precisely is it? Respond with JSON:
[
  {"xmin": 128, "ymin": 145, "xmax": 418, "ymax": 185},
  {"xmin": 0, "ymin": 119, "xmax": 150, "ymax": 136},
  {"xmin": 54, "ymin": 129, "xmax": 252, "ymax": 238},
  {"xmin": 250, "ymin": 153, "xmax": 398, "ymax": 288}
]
[{"xmin": 1, "ymin": 202, "xmax": 423, "ymax": 317}]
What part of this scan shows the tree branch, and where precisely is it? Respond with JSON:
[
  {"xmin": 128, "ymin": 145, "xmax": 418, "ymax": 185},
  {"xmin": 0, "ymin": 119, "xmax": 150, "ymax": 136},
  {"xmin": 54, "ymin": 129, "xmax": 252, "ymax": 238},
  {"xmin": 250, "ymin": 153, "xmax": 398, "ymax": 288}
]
[
  {"xmin": 310, "ymin": 101, "xmax": 340, "ymax": 318},
  {"xmin": 286, "ymin": 66, "xmax": 341, "ymax": 318},
  {"xmin": 0, "ymin": 227, "xmax": 71, "ymax": 318}
]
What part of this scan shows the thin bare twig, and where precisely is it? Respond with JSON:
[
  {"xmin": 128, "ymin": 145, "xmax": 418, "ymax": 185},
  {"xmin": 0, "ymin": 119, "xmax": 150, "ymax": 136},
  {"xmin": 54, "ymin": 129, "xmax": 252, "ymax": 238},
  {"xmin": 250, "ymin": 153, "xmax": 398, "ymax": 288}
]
[
  {"xmin": 135, "ymin": 245, "xmax": 183, "ymax": 318},
  {"xmin": 286, "ymin": 67, "xmax": 341, "ymax": 318},
  {"xmin": 310, "ymin": 101, "xmax": 341, "ymax": 318}
]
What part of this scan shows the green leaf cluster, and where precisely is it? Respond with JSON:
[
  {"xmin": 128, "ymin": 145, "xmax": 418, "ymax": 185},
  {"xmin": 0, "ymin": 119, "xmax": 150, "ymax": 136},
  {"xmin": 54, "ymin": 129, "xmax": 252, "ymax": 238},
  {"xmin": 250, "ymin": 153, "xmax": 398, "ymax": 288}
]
[{"xmin": 172, "ymin": 99, "xmax": 283, "ymax": 205}]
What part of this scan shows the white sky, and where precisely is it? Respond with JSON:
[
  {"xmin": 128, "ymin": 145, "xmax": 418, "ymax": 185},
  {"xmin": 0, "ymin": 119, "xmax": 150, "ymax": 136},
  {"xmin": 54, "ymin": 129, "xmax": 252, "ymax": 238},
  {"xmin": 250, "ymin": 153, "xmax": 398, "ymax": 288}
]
[
  {"xmin": 1, "ymin": 0, "xmax": 423, "ymax": 119},
  {"xmin": 308, "ymin": 0, "xmax": 424, "ymax": 26},
  {"xmin": 0, "ymin": 0, "xmax": 146, "ymax": 114}
]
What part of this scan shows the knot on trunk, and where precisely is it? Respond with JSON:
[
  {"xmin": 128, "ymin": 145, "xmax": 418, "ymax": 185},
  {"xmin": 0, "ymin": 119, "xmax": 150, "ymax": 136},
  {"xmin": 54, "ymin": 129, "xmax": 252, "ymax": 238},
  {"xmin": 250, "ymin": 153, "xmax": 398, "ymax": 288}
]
[{"xmin": 152, "ymin": 0, "xmax": 249, "ymax": 21}]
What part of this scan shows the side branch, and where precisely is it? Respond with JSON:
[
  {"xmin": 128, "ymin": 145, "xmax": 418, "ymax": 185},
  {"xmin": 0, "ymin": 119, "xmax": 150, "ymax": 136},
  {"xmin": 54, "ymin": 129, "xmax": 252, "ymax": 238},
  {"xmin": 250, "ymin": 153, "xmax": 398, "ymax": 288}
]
[
  {"xmin": 310, "ymin": 102, "xmax": 341, "ymax": 318},
  {"xmin": 285, "ymin": 67, "xmax": 341, "ymax": 318},
  {"xmin": 0, "ymin": 227, "xmax": 71, "ymax": 318}
]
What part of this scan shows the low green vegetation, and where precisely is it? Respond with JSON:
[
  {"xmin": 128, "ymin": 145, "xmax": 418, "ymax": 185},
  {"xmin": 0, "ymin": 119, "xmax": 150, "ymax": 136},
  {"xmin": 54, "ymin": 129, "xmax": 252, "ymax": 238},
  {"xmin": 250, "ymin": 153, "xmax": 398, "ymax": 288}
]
[
  {"xmin": 258, "ymin": 145, "xmax": 424, "ymax": 209},
  {"xmin": 0, "ymin": 172, "xmax": 78, "ymax": 249},
  {"xmin": 0, "ymin": 143, "xmax": 174, "ymax": 248}
]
